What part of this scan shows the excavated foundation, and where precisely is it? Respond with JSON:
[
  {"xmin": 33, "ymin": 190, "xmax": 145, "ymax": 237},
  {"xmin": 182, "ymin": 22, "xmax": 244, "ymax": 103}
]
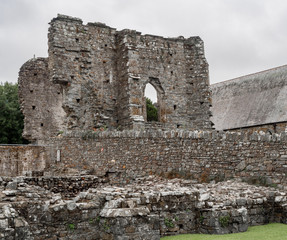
[{"xmin": 0, "ymin": 176, "xmax": 286, "ymax": 239}]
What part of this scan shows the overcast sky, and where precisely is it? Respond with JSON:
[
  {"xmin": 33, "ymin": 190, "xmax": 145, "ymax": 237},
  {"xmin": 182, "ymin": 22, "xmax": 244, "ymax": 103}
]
[{"xmin": 1, "ymin": 0, "xmax": 287, "ymax": 87}]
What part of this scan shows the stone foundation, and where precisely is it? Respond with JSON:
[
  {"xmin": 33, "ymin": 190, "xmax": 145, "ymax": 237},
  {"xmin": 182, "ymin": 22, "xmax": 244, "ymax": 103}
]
[{"xmin": 0, "ymin": 177, "xmax": 286, "ymax": 239}]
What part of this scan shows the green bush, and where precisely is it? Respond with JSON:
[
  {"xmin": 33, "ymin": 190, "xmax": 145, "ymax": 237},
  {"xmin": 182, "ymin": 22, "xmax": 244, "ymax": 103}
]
[
  {"xmin": 146, "ymin": 97, "xmax": 158, "ymax": 122},
  {"xmin": 0, "ymin": 82, "xmax": 27, "ymax": 144}
]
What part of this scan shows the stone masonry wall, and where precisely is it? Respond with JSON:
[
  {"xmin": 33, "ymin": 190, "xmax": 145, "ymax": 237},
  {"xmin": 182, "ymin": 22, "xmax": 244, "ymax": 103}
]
[
  {"xmin": 1, "ymin": 130, "xmax": 287, "ymax": 188},
  {"xmin": 41, "ymin": 14, "xmax": 212, "ymax": 134},
  {"xmin": 0, "ymin": 145, "xmax": 47, "ymax": 177},
  {"xmin": 47, "ymin": 130, "xmax": 287, "ymax": 187},
  {"xmin": 114, "ymin": 30, "xmax": 211, "ymax": 130},
  {"xmin": 0, "ymin": 177, "xmax": 286, "ymax": 239},
  {"xmin": 18, "ymin": 58, "xmax": 65, "ymax": 144},
  {"xmin": 48, "ymin": 15, "xmax": 118, "ymax": 131}
]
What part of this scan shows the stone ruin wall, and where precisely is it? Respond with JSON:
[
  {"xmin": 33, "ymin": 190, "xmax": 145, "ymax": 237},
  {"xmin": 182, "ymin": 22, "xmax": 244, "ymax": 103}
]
[
  {"xmin": 0, "ymin": 145, "xmax": 47, "ymax": 177},
  {"xmin": 0, "ymin": 176, "xmax": 286, "ymax": 239},
  {"xmin": 2, "ymin": 130, "xmax": 286, "ymax": 187},
  {"xmin": 18, "ymin": 58, "xmax": 65, "ymax": 144},
  {"xmin": 47, "ymin": 15, "xmax": 118, "ymax": 132},
  {"xmin": 19, "ymin": 14, "xmax": 212, "ymax": 143}
]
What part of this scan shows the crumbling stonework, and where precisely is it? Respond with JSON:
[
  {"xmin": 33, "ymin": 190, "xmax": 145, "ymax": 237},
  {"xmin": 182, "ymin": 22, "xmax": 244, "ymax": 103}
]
[
  {"xmin": 0, "ymin": 176, "xmax": 286, "ymax": 239},
  {"xmin": 19, "ymin": 14, "xmax": 212, "ymax": 143},
  {"xmin": 18, "ymin": 58, "xmax": 65, "ymax": 143},
  {"xmin": 0, "ymin": 145, "xmax": 47, "ymax": 177}
]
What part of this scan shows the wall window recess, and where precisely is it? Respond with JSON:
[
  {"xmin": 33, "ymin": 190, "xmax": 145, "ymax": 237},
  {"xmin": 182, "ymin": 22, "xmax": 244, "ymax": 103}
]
[
  {"xmin": 143, "ymin": 78, "xmax": 166, "ymax": 123},
  {"xmin": 144, "ymin": 83, "xmax": 158, "ymax": 122}
]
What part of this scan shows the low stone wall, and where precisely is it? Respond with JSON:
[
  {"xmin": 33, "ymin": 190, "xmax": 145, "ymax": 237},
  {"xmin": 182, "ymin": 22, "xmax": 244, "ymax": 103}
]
[
  {"xmin": 0, "ymin": 177, "xmax": 286, "ymax": 239},
  {"xmin": 1, "ymin": 175, "xmax": 105, "ymax": 198},
  {"xmin": 0, "ymin": 145, "xmax": 47, "ymax": 177},
  {"xmin": 48, "ymin": 130, "xmax": 287, "ymax": 187},
  {"xmin": 1, "ymin": 130, "xmax": 287, "ymax": 188}
]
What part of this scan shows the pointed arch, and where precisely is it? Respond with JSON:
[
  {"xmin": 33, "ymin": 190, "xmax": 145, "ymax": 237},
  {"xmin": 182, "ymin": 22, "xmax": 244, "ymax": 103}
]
[
  {"xmin": 145, "ymin": 83, "xmax": 157, "ymax": 103},
  {"xmin": 142, "ymin": 77, "xmax": 166, "ymax": 123}
]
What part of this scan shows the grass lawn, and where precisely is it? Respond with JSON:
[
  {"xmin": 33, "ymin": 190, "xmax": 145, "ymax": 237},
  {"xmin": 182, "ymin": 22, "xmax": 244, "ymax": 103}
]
[{"xmin": 161, "ymin": 223, "xmax": 287, "ymax": 240}]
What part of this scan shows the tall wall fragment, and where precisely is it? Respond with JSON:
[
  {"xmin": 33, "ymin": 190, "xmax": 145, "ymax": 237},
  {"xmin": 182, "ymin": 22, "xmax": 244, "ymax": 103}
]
[
  {"xmin": 19, "ymin": 14, "xmax": 212, "ymax": 142},
  {"xmin": 18, "ymin": 58, "xmax": 65, "ymax": 143}
]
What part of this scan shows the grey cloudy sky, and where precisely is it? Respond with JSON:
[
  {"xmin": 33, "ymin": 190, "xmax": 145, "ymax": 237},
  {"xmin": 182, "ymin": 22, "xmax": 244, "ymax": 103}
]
[{"xmin": 0, "ymin": 0, "xmax": 287, "ymax": 86}]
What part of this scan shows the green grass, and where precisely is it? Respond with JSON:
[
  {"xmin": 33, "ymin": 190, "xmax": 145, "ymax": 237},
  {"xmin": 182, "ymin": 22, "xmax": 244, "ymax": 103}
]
[{"xmin": 161, "ymin": 223, "xmax": 287, "ymax": 240}]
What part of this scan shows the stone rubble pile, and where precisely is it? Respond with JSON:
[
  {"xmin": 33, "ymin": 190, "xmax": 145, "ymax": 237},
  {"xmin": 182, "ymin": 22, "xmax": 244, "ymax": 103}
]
[{"xmin": 0, "ymin": 176, "xmax": 286, "ymax": 239}]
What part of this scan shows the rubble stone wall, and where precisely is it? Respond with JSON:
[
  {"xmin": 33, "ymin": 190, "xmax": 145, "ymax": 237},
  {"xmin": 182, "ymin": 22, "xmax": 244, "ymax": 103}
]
[
  {"xmin": 0, "ymin": 145, "xmax": 47, "ymax": 177},
  {"xmin": 18, "ymin": 58, "xmax": 65, "ymax": 143},
  {"xmin": 113, "ymin": 30, "xmax": 211, "ymax": 130},
  {"xmin": 0, "ymin": 177, "xmax": 286, "ymax": 239},
  {"xmin": 48, "ymin": 15, "xmax": 119, "ymax": 131},
  {"xmin": 48, "ymin": 130, "xmax": 287, "ymax": 186},
  {"xmin": 1, "ymin": 130, "xmax": 287, "ymax": 188}
]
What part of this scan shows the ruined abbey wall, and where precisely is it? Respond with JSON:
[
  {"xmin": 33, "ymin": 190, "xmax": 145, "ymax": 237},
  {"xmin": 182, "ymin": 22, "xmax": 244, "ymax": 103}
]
[
  {"xmin": 112, "ymin": 30, "xmax": 211, "ymax": 129},
  {"xmin": 18, "ymin": 58, "xmax": 65, "ymax": 143},
  {"xmin": 18, "ymin": 14, "xmax": 212, "ymax": 143},
  {"xmin": 0, "ymin": 145, "xmax": 47, "ymax": 177},
  {"xmin": 48, "ymin": 16, "xmax": 118, "ymax": 131}
]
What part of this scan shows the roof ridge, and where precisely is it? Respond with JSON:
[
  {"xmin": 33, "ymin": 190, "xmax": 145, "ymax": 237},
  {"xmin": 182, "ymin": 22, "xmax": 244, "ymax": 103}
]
[{"xmin": 211, "ymin": 64, "xmax": 287, "ymax": 87}]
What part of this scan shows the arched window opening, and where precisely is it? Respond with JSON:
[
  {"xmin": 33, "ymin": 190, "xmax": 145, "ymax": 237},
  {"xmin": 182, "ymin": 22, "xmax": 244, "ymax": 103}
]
[{"xmin": 144, "ymin": 83, "xmax": 158, "ymax": 122}]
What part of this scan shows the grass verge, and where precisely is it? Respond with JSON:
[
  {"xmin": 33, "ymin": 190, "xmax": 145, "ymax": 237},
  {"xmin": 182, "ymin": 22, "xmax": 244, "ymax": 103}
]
[{"xmin": 161, "ymin": 223, "xmax": 287, "ymax": 240}]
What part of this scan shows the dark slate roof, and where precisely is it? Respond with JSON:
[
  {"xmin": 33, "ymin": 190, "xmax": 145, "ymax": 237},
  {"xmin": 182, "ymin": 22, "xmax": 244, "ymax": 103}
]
[{"xmin": 210, "ymin": 65, "xmax": 287, "ymax": 130}]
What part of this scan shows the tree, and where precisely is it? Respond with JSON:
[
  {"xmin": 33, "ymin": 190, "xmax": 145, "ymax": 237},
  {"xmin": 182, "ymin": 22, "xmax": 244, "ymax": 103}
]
[
  {"xmin": 0, "ymin": 82, "xmax": 27, "ymax": 144},
  {"xmin": 146, "ymin": 97, "xmax": 158, "ymax": 122}
]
